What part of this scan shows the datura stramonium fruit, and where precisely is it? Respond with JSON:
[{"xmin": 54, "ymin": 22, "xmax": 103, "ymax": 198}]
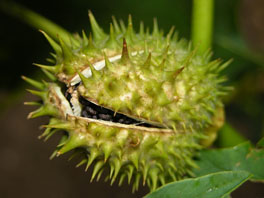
[{"xmin": 23, "ymin": 12, "xmax": 229, "ymax": 192}]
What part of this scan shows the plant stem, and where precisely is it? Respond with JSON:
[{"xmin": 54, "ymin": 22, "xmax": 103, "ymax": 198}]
[
  {"xmin": 192, "ymin": 0, "xmax": 214, "ymax": 54},
  {"xmin": 0, "ymin": 1, "xmax": 78, "ymax": 45}
]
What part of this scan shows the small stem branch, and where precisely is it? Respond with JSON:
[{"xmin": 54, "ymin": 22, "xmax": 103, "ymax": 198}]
[
  {"xmin": 0, "ymin": 1, "xmax": 77, "ymax": 45},
  {"xmin": 192, "ymin": 0, "xmax": 214, "ymax": 54}
]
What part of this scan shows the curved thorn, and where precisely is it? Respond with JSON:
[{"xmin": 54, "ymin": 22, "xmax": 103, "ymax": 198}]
[
  {"xmin": 121, "ymin": 38, "xmax": 130, "ymax": 63},
  {"xmin": 88, "ymin": 10, "xmax": 106, "ymax": 40},
  {"xmin": 33, "ymin": 63, "xmax": 58, "ymax": 73},
  {"xmin": 39, "ymin": 30, "xmax": 62, "ymax": 55},
  {"xmin": 112, "ymin": 15, "xmax": 121, "ymax": 34},
  {"xmin": 143, "ymin": 53, "xmax": 152, "ymax": 67},
  {"xmin": 22, "ymin": 75, "xmax": 45, "ymax": 90}
]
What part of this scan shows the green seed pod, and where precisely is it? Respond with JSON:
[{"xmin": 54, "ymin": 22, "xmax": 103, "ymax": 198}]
[{"xmin": 23, "ymin": 12, "xmax": 229, "ymax": 192}]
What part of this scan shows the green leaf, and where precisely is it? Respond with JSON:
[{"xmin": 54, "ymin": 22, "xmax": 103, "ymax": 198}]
[
  {"xmin": 215, "ymin": 35, "xmax": 264, "ymax": 68},
  {"xmin": 145, "ymin": 171, "xmax": 250, "ymax": 198},
  {"xmin": 194, "ymin": 142, "xmax": 264, "ymax": 181},
  {"xmin": 257, "ymin": 137, "xmax": 264, "ymax": 148},
  {"xmin": 217, "ymin": 123, "xmax": 247, "ymax": 148}
]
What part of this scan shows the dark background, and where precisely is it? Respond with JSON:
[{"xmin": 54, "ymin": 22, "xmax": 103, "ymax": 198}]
[{"xmin": 1, "ymin": 0, "xmax": 264, "ymax": 197}]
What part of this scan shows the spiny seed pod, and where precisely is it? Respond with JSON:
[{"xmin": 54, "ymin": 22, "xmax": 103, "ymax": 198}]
[{"xmin": 23, "ymin": 12, "xmax": 229, "ymax": 192}]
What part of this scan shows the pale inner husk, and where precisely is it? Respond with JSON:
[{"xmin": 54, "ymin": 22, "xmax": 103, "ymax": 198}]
[{"xmin": 70, "ymin": 50, "xmax": 144, "ymax": 86}]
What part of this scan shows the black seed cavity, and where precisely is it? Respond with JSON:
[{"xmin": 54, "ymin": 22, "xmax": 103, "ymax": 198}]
[
  {"xmin": 64, "ymin": 88, "xmax": 158, "ymax": 128},
  {"xmin": 65, "ymin": 91, "xmax": 73, "ymax": 108},
  {"xmin": 63, "ymin": 83, "xmax": 80, "ymax": 108},
  {"xmin": 78, "ymin": 96, "xmax": 155, "ymax": 127}
]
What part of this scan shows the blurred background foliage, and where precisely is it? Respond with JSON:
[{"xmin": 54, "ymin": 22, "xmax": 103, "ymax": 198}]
[{"xmin": 0, "ymin": 0, "xmax": 264, "ymax": 197}]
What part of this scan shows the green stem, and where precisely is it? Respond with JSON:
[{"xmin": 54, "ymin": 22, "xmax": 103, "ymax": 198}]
[
  {"xmin": 192, "ymin": 0, "xmax": 214, "ymax": 54},
  {"xmin": 0, "ymin": 1, "xmax": 78, "ymax": 45}
]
